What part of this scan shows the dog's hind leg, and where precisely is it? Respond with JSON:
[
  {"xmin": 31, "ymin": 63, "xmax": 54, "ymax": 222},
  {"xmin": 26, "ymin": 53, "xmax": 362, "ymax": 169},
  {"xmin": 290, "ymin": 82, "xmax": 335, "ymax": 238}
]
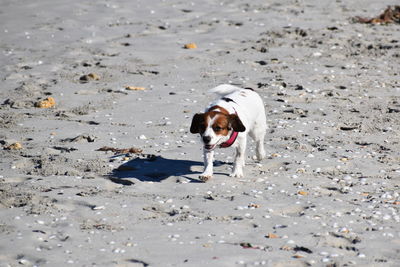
[
  {"xmin": 250, "ymin": 119, "xmax": 267, "ymax": 161},
  {"xmin": 255, "ymin": 132, "xmax": 266, "ymax": 161},
  {"xmin": 230, "ymin": 135, "xmax": 246, "ymax": 178}
]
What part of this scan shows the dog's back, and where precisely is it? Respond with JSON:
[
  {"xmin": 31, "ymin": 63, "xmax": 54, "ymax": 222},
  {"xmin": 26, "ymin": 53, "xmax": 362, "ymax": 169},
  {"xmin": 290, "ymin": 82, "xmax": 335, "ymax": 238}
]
[{"xmin": 209, "ymin": 84, "xmax": 266, "ymax": 130}]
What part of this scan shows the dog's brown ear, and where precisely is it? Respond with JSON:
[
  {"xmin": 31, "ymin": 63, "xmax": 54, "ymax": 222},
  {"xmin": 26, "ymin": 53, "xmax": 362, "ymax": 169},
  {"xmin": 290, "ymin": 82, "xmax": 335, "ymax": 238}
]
[
  {"xmin": 190, "ymin": 113, "xmax": 204, "ymax": 134},
  {"xmin": 229, "ymin": 114, "xmax": 246, "ymax": 132}
]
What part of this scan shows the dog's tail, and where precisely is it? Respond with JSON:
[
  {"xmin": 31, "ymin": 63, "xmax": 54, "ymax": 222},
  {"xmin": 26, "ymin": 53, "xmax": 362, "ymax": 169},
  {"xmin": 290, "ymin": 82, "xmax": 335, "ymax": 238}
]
[{"xmin": 208, "ymin": 84, "xmax": 241, "ymax": 96}]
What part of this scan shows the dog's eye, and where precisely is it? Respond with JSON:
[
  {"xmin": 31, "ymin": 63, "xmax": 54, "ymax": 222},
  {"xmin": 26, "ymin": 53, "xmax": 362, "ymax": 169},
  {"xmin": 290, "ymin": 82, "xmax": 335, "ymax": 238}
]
[{"xmin": 214, "ymin": 126, "xmax": 222, "ymax": 132}]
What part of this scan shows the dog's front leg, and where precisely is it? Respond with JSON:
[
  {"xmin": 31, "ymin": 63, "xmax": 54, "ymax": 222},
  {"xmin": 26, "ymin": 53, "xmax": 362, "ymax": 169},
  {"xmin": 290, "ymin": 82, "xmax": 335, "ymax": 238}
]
[{"xmin": 200, "ymin": 149, "xmax": 214, "ymax": 182}]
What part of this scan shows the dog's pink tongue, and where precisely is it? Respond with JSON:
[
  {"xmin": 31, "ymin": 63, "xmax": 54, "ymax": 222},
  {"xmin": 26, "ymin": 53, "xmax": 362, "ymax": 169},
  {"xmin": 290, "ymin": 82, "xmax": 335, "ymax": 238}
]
[{"xmin": 205, "ymin": 144, "xmax": 215, "ymax": 150}]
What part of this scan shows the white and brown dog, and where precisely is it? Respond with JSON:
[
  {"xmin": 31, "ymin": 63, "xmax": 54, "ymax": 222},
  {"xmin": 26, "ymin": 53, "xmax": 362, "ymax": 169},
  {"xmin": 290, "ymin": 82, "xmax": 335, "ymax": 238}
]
[{"xmin": 190, "ymin": 84, "xmax": 267, "ymax": 181}]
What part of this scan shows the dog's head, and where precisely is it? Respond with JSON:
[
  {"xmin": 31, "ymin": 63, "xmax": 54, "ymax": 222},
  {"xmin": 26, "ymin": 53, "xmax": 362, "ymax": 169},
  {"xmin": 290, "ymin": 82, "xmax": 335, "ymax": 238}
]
[{"xmin": 190, "ymin": 106, "xmax": 245, "ymax": 150}]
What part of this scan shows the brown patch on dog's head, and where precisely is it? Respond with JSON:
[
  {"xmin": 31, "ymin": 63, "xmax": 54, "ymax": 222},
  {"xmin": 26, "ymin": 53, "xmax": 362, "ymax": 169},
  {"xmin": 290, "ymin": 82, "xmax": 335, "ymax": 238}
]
[
  {"xmin": 209, "ymin": 105, "xmax": 245, "ymax": 132},
  {"xmin": 208, "ymin": 105, "xmax": 229, "ymax": 115},
  {"xmin": 211, "ymin": 114, "xmax": 231, "ymax": 136}
]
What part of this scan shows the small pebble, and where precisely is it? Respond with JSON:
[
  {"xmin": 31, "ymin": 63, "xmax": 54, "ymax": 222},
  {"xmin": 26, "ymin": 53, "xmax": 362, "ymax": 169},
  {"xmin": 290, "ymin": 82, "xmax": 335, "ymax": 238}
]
[{"xmin": 19, "ymin": 259, "xmax": 31, "ymax": 265}]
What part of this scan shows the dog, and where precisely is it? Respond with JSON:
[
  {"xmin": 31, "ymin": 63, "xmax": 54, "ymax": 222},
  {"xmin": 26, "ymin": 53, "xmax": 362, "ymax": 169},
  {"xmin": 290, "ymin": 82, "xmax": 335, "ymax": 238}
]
[{"xmin": 190, "ymin": 84, "xmax": 267, "ymax": 181}]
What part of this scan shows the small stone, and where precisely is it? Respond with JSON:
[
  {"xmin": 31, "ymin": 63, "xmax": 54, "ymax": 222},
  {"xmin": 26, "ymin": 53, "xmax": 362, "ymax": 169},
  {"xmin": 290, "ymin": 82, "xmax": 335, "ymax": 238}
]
[
  {"xmin": 293, "ymin": 254, "xmax": 304, "ymax": 258},
  {"xmin": 19, "ymin": 259, "xmax": 31, "ymax": 265},
  {"xmin": 296, "ymin": 168, "xmax": 306, "ymax": 173},
  {"xmin": 80, "ymin": 73, "xmax": 100, "ymax": 82}
]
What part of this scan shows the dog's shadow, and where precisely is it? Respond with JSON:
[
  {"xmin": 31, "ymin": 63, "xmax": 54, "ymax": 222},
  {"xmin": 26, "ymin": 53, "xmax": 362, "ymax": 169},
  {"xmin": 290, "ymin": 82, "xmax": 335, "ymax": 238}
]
[{"xmin": 108, "ymin": 154, "xmax": 205, "ymax": 184}]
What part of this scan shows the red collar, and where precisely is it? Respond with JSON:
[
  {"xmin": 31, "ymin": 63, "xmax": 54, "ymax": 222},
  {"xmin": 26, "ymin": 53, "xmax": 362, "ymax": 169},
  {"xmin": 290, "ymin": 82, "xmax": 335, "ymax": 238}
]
[{"xmin": 220, "ymin": 130, "xmax": 238, "ymax": 148}]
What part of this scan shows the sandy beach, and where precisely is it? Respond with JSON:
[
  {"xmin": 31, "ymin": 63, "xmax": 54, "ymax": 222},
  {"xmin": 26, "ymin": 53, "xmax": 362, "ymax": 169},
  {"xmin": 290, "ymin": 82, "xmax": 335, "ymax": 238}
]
[{"xmin": 1, "ymin": 0, "xmax": 399, "ymax": 266}]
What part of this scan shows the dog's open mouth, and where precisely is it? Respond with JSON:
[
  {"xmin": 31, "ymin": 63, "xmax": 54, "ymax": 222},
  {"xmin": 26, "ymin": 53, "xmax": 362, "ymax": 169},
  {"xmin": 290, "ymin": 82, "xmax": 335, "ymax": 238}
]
[{"xmin": 204, "ymin": 144, "xmax": 216, "ymax": 150}]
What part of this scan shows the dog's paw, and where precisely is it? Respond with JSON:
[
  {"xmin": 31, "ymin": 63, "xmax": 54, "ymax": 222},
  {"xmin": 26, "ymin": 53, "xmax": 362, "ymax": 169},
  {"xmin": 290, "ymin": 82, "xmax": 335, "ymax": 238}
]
[
  {"xmin": 252, "ymin": 154, "xmax": 265, "ymax": 161},
  {"xmin": 230, "ymin": 171, "xmax": 243, "ymax": 178},
  {"xmin": 199, "ymin": 174, "xmax": 212, "ymax": 182},
  {"xmin": 254, "ymin": 150, "xmax": 266, "ymax": 161}
]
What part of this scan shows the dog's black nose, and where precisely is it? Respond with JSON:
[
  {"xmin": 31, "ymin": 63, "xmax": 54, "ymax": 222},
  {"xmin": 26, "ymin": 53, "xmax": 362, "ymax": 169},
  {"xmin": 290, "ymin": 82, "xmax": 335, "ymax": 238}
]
[{"xmin": 202, "ymin": 136, "xmax": 211, "ymax": 144}]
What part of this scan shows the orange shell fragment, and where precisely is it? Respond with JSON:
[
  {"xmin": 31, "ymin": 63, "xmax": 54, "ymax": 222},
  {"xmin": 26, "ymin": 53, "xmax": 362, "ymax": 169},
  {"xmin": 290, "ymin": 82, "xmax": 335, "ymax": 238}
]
[
  {"xmin": 35, "ymin": 97, "xmax": 56, "ymax": 108},
  {"xmin": 126, "ymin": 86, "xmax": 146, "ymax": 91},
  {"xmin": 184, "ymin": 43, "xmax": 197, "ymax": 49}
]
